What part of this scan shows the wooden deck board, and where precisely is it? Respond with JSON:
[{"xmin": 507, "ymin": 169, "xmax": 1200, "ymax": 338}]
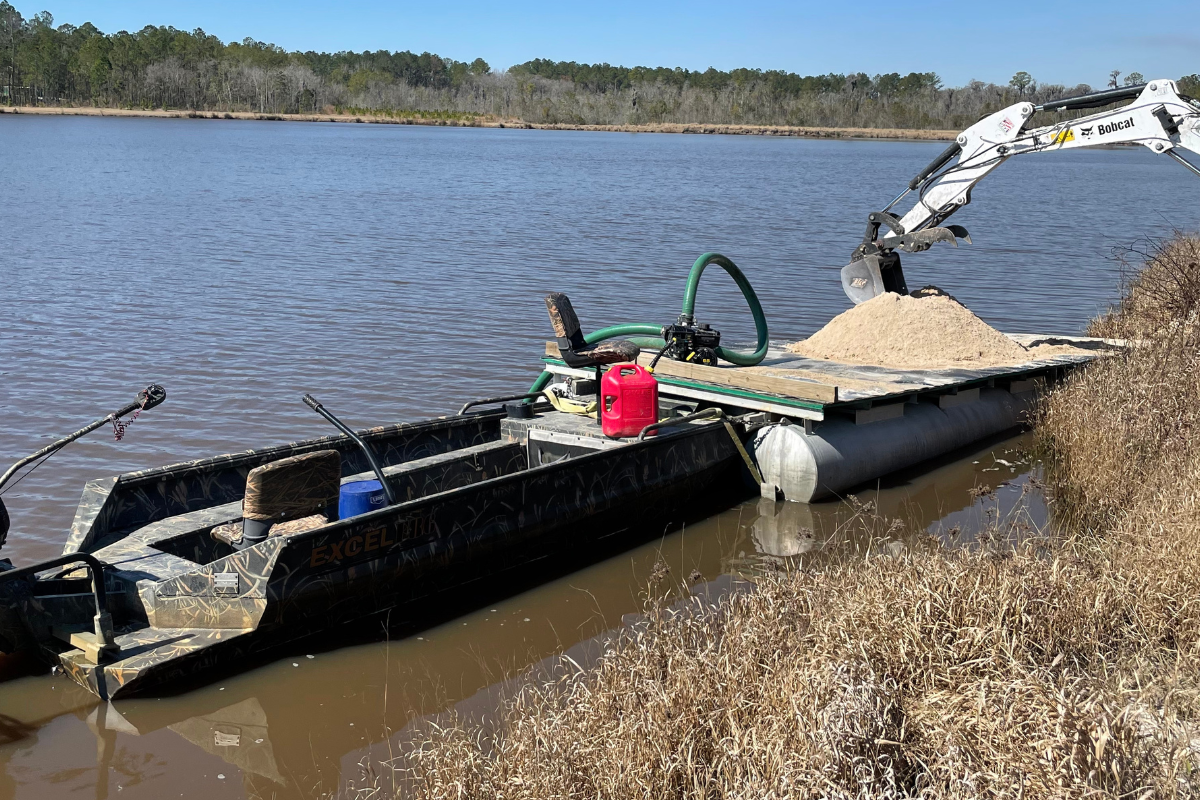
[
  {"xmin": 543, "ymin": 334, "xmax": 1118, "ymax": 411},
  {"xmin": 634, "ymin": 352, "xmax": 839, "ymax": 403}
]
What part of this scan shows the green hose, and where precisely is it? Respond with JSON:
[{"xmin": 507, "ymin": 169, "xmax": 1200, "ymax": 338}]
[
  {"xmin": 682, "ymin": 252, "xmax": 770, "ymax": 367},
  {"xmin": 529, "ymin": 252, "xmax": 769, "ymax": 392},
  {"xmin": 528, "ymin": 369, "xmax": 554, "ymax": 394},
  {"xmin": 585, "ymin": 325, "xmax": 666, "ymax": 350}
]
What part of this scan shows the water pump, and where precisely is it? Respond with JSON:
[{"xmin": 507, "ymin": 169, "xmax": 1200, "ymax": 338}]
[{"xmin": 657, "ymin": 316, "xmax": 722, "ymax": 367}]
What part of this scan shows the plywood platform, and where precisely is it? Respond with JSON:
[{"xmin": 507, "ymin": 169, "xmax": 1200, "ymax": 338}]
[{"xmin": 542, "ymin": 334, "xmax": 1119, "ymax": 421}]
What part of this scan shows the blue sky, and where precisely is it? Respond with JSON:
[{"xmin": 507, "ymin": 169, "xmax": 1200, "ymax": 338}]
[{"xmin": 29, "ymin": 1, "xmax": 1200, "ymax": 88}]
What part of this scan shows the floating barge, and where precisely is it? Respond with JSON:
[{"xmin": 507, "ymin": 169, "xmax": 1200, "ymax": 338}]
[{"xmin": 544, "ymin": 333, "xmax": 1117, "ymax": 501}]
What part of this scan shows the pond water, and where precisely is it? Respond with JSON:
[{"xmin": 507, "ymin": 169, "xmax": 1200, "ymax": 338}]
[{"xmin": 0, "ymin": 115, "xmax": 1197, "ymax": 798}]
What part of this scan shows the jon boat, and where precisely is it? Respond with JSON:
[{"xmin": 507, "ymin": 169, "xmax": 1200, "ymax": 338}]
[
  {"xmin": 0, "ymin": 400, "xmax": 753, "ymax": 700},
  {"xmin": 0, "ymin": 283, "xmax": 765, "ymax": 699}
]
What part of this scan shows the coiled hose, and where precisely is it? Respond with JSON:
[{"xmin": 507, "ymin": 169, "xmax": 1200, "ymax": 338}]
[{"xmin": 529, "ymin": 252, "xmax": 769, "ymax": 393}]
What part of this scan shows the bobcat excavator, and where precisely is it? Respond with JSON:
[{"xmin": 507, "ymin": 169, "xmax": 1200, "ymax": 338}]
[{"xmin": 841, "ymin": 78, "xmax": 1200, "ymax": 303}]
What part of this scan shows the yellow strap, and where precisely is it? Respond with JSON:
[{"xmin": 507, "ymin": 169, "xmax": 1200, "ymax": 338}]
[
  {"xmin": 542, "ymin": 389, "xmax": 596, "ymax": 416},
  {"xmin": 722, "ymin": 420, "xmax": 764, "ymax": 485}
]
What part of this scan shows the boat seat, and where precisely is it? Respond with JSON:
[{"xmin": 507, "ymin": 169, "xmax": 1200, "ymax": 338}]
[
  {"xmin": 545, "ymin": 292, "xmax": 640, "ymax": 369},
  {"xmin": 211, "ymin": 450, "xmax": 342, "ymax": 549},
  {"xmin": 263, "ymin": 513, "xmax": 328, "ymax": 535},
  {"xmin": 545, "ymin": 292, "xmax": 640, "ymax": 424}
]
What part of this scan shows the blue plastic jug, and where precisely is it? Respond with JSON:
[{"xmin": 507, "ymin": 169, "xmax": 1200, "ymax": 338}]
[{"xmin": 339, "ymin": 479, "xmax": 388, "ymax": 519}]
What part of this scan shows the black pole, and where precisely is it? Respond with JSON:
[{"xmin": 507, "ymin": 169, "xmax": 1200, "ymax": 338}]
[
  {"xmin": 302, "ymin": 394, "xmax": 397, "ymax": 505},
  {"xmin": 458, "ymin": 391, "xmax": 545, "ymax": 415},
  {"xmin": 908, "ymin": 142, "xmax": 962, "ymax": 191},
  {"xmin": 0, "ymin": 385, "xmax": 166, "ymax": 495}
]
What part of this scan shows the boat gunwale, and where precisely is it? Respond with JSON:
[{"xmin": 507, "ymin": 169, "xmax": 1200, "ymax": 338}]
[
  {"xmin": 82, "ymin": 413, "xmax": 737, "ymax": 578},
  {"xmin": 112, "ymin": 410, "xmax": 507, "ymax": 487},
  {"xmin": 265, "ymin": 413, "xmax": 737, "ymax": 551},
  {"xmin": 65, "ymin": 410, "xmax": 508, "ymax": 555}
]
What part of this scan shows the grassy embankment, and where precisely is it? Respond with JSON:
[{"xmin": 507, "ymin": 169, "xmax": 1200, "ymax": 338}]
[
  {"xmin": 369, "ymin": 235, "xmax": 1200, "ymax": 798},
  {"xmin": 0, "ymin": 105, "xmax": 957, "ymax": 140}
]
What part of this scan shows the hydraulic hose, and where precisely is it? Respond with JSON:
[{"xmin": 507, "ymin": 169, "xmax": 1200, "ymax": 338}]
[
  {"xmin": 529, "ymin": 252, "xmax": 769, "ymax": 392},
  {"xmin": 529, "ymin": 370, "xmax": 555, "ymax": 394}
]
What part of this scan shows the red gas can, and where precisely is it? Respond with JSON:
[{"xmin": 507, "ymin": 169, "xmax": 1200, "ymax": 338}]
[{"xmin": 601, "ymin": 364, "xmax": 659, "ymax": 439}]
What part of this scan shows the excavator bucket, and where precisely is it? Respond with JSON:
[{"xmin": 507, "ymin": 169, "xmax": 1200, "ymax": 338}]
[{"xmin": 840, "ymin": 252, "xmax": 908, "ymax": 305}]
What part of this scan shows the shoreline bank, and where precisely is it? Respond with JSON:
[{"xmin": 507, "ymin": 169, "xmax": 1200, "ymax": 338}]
[{"xmin": 0, "ymin": 105, "xmax": 957, "ymax": 141}]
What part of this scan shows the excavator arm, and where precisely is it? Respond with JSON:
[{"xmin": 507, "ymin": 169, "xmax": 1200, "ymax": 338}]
[{"xmin": 840, "ymin": 79, "xmax": 1200, "ymax": 304}]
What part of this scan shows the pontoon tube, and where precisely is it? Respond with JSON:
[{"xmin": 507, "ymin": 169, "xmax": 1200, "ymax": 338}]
[{"xmin": 751, "ymin": 387, "xmax": 1034, "ymax": 503}]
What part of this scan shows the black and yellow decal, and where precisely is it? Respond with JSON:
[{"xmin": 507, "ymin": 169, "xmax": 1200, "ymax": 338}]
[{"xmin": 308, "ymin": 515, "xmax": 432, "ymax": 567}]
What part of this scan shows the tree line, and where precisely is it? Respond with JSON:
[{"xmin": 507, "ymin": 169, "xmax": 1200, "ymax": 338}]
[
  {"xmin": 508, "ymin": 59, "xmax": 942, "ymax": 99},
  {"xmin": 0, "ymin": 5, "xmax": 490, "ymax": 111},
  {"xmin": 1, "ymin": 3, "xmax": 1195, "ymax": 129}
]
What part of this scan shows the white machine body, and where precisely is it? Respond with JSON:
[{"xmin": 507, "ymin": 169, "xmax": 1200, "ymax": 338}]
[{"xmin": 841, "ymin": 79, "xmax": 1200, "ymax": 304}]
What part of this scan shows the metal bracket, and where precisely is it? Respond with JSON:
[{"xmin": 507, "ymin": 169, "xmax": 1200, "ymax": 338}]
[
  {"xmin": 1153, "ymin": 104, "xmax": 1181, "ymax": 137},
  {"xmin": 214, "ymin": 573, "xmax": 240, "ymax": 596}
]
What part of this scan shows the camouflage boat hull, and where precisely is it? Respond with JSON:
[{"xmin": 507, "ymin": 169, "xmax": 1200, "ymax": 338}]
[{"xmin": 0, "ymin": 408, "xmax": 747, "ymax": 699}]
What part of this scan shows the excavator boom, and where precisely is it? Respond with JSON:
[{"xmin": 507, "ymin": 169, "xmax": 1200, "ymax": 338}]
[{"xmin": 840, "ymin": 79, "xmax": 1200, "ymax": 304}]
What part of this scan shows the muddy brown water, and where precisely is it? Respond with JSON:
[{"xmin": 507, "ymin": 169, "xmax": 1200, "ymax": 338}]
[{"xmin": 2, "ymin": 115, "xmax": 1197, "ymax": 798}]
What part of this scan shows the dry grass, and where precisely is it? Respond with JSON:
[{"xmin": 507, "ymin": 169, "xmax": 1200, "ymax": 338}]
[
  {"xmin": 361, "ymin": 235, "xmax": 1200, "ymax": 799},
  {"xmin": 1040, "ymin": 235, "xmax": 1200, "ymax": 526},
  {"xmin": 1089, "ymin": 236, "xmax": 1200, "ymax": 344}
]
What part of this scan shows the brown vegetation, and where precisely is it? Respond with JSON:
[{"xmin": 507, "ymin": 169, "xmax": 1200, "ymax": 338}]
[
  {"xmin": 0, "ymin": 105, "xmax": 958, "ymax": 141},
  {"xmin": 352, "ymin": 234, "xmax": 1200, "ymax": 799},
  {"xmin": 1037, "ymin": 235, "xmax": 1200, "ymax": 529},
  {"xmin": 1088, "ymin": 236, "xmax": 1200, "ymax": 344}
]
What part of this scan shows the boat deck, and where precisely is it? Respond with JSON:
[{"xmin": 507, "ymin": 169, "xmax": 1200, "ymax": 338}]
[{"xmin": 543, "ymin": 334, "xmax": 1120, "ymax": 420}]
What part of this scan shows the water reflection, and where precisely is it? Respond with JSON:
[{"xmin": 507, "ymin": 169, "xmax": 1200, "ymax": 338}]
[
  {"xmin": 163, "ymin": 699, "xmax": 282, "ymax": 786},
  {"xmin": 0, "ymin": 431, "xmax": 1045, "ymax": 799}
]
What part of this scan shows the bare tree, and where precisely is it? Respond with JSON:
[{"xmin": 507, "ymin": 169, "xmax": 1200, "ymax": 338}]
[{"xmin": 0, "ymin": 1, "xmax": 23, "ymax": 94}]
